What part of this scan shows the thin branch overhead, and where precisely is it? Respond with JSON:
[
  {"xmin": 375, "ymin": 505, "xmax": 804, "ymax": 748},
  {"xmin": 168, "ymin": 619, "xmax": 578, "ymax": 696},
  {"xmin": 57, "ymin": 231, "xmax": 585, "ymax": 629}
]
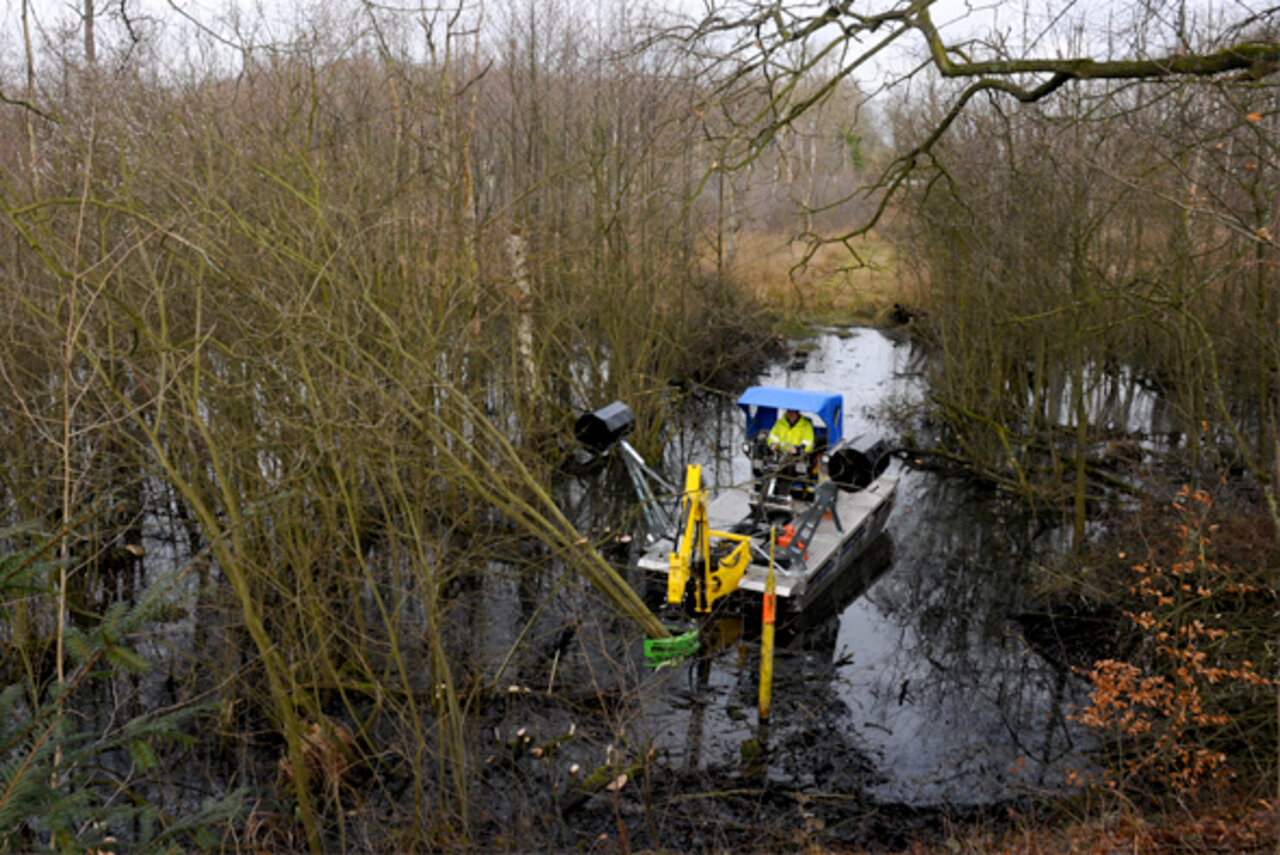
[{"xmin": 679, "ymin": 0, "xmax": 1279, "ymax": 241}]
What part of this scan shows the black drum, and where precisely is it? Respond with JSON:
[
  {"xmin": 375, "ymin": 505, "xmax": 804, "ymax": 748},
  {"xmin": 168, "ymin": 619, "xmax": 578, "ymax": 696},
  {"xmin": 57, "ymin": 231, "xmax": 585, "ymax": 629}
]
[
  {"xmin": 828, "ymin": 440, "xmax": 892, "ymax": 491},
  {"xmin": 574, "ymin": 401, "xmax": 636, "ymax": 451}
]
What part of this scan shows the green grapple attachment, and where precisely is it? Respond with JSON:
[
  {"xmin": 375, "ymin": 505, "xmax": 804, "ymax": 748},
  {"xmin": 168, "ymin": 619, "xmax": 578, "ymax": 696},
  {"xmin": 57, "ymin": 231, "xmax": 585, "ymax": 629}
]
[{"xmin": 644, "ymin": 629, "xmax": 700, "ymax": 667}]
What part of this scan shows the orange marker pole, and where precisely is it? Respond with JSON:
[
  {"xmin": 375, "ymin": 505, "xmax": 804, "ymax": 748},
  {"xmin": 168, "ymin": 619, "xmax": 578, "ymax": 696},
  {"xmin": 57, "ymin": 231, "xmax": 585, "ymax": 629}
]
[{"xmin": 759, "ymin": 526, "xmax": 776, "ymax": 722}]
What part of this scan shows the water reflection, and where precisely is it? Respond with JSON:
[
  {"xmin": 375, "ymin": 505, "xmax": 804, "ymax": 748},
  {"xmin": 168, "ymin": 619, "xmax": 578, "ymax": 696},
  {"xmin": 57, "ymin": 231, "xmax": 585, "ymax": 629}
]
[
  {"xmin": 837, "ymin": 474, "xmax": 1092, "ymax": 805},
  {"xmin": 632, "ymin": 329, "xmax": 1095, "ymax": 809}
]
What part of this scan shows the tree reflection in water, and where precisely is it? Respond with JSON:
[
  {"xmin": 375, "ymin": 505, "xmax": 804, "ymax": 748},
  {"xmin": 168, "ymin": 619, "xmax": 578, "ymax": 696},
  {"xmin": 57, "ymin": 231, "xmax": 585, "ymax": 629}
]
[
  {"xmin": 836, "ymin": 473, "xmax": 1093, "ymax": 806},
  {"xmin": 628, "ymin": 329, "xmax": 1097, "ymax": 809}
]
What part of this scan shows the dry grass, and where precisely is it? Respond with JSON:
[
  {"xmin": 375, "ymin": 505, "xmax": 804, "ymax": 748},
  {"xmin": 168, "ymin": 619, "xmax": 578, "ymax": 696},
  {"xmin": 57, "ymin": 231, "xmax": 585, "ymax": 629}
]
[
  {"xmin": 788, "ymin": 801, "xmax": 1280, "ymax": 854},
  {"xmin": 895, "ymin": 803, "xmax": 1280, "ymax": 854},
  {"xmin": 724, "ymin": 231, "xmax": 919, "ymax": 328}
]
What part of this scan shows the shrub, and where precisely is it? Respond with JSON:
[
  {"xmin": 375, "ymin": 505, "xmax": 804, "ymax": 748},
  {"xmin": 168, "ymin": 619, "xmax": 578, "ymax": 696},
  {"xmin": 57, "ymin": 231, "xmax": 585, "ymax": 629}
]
[
  {"xmin": 0, "ymin": 527, "xmax": 244, "ymax": 853},
  {"xmin": 1072, "ymin": 487, "xmax": 1276, "ymax": 797}
]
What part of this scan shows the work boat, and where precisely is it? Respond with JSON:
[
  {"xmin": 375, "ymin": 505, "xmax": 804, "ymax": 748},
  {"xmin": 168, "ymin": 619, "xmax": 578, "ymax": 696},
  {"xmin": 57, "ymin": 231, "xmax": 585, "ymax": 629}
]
[{"xmin": 575, "ymin": 387, "xmax": 897, "ymax": 617}]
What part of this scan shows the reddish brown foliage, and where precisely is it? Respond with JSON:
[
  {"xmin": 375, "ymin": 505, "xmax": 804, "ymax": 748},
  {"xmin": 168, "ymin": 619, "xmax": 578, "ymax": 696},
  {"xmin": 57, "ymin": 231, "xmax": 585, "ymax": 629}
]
[{"xmin": 1072, "ymin": 487, "xmax": 1276, "ymax": 795}]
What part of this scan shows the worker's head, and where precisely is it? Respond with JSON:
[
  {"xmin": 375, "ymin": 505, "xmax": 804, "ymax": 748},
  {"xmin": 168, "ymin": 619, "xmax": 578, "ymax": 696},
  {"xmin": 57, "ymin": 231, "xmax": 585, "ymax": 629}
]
[{"xmin": 785, "ymin": 408, "xmax": 800, "ymax": 424}]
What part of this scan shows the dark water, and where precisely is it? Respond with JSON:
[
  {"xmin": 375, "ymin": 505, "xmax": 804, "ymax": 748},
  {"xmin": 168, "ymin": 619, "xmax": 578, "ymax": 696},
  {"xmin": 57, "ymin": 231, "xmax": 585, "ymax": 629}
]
[
  {"xmin": 621, "ymin": 328, "xmax": 1096, "ymax": 811},
  {"xmin": 46, "ymin": 327, "xmax": 1106, "ymax": 850}
]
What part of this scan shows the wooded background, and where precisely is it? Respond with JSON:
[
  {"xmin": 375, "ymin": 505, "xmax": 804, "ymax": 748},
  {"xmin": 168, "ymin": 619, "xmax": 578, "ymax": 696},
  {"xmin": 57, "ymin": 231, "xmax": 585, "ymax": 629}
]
[{"xmin": 1, "ymin": 0, "xmax": 1277, "ymax": 850}]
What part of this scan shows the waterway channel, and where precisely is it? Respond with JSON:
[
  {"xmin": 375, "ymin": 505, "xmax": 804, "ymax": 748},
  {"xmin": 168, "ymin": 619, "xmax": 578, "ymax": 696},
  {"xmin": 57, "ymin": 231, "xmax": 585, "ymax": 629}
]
[
  {"xmin": 42, "ymin": 326, "xmax": 1108, "ymax": 850},
  {"xmin": 579, "ymin": 326, "xmax": 1101, "ymax": 838}
]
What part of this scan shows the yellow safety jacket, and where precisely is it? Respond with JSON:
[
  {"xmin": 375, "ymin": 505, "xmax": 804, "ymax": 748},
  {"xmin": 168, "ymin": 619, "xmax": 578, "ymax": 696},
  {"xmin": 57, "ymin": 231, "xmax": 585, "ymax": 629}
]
[{"xmin": 767, "ymin": 416, "xmax": 815, "ymax": 453}]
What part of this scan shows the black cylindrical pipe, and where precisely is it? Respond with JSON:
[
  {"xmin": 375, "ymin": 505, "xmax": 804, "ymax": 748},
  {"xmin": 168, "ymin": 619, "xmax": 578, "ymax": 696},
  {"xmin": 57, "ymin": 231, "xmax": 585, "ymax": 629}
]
[
  {"xmin": 828, "ymin": 439, "xmax": 893, "ymax": 491},
  {"xmin": 574, "ymin": 401, "xmax": 636, "ymax": 451}
]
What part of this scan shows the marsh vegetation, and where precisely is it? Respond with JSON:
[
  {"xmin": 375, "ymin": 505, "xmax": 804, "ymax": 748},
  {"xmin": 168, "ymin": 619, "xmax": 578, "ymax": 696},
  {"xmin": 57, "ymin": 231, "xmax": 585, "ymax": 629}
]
[{"xmin": 1, "ymin": 0, "xmax": 1277, "ymax": 851}]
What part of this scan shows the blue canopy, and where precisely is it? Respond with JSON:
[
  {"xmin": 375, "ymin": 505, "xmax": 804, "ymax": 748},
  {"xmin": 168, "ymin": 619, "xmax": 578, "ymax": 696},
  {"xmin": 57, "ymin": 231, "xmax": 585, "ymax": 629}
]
[{"xmin": 735, "ymin": 386, "xmax": 844, "ymax": 447}]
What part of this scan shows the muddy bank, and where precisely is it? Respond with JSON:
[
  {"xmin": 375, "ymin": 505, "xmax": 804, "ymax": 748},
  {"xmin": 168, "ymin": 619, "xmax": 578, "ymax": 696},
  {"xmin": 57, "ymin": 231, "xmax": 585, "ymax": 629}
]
[{"xmin": 473, "ymin": 634, "xmax": 1059, "ymax": 853}]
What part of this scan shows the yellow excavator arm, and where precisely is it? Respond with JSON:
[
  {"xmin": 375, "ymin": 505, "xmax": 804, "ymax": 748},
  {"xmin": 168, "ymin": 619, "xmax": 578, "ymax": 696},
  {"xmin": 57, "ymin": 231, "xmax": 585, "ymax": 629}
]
[{"xmin": 668, "ymin": 465, "xmax": 753, "ymax": 613}]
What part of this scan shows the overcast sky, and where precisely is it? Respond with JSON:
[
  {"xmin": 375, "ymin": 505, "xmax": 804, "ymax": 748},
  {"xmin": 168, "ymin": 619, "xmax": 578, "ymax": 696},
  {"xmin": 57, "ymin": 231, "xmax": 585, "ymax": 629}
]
[{"xmin": 3, "ymin": 0, "xmax": 1259, "ymax": 90}]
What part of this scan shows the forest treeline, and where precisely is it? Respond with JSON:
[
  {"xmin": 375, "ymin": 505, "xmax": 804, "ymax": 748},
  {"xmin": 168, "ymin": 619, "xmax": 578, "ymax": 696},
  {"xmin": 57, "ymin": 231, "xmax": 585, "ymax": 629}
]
[{"xmin": 0, "ymin": 0, "xmax": 1277, "ymax": 850}]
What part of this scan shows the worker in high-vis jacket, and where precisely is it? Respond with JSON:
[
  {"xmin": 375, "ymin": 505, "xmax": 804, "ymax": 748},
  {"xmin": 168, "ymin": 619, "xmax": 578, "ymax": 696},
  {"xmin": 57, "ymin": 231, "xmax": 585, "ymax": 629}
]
[{"xmin": 767, "ymin": 409, "xmax": 815, "ymax": 456}]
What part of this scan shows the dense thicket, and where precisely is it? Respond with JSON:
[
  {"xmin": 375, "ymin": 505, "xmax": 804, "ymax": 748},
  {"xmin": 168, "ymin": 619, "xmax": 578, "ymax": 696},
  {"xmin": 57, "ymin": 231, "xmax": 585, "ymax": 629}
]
[
  {"xmin": 892, "ymin": 75, "xmax": 1278, "ymax": 532},
  {"xmin": 887, "ymin": 68, "xmax": 1279, "ymax": 805},
  {"xmin": 0, "ymin": 8, "xmax": 812, "ymax": 849},
  {"xmin": 4, "ymin": 0, "xmax": 1276, "ymax": 847}
]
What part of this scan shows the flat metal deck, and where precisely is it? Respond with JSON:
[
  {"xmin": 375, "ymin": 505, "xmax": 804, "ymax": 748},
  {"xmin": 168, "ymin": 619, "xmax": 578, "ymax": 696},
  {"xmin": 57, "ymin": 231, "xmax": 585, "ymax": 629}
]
[{"xmin": 638, "ymin": 473, "xmax": 898, "ymax": 608}]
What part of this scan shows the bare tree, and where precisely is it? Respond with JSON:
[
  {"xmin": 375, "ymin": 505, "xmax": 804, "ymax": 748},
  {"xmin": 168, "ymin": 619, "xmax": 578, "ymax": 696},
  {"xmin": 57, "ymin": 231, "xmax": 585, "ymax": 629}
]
[{"xmin": 674, "ymin": 0, "xmax": 1278, "ymax": 241}]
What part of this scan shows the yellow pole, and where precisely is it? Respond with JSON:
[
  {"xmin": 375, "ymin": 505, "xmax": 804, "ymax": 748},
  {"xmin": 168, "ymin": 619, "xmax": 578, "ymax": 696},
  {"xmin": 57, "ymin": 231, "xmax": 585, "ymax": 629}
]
[{"xmin": 759, "ymin": 526, "xmax": 776, "ymax": 722}]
